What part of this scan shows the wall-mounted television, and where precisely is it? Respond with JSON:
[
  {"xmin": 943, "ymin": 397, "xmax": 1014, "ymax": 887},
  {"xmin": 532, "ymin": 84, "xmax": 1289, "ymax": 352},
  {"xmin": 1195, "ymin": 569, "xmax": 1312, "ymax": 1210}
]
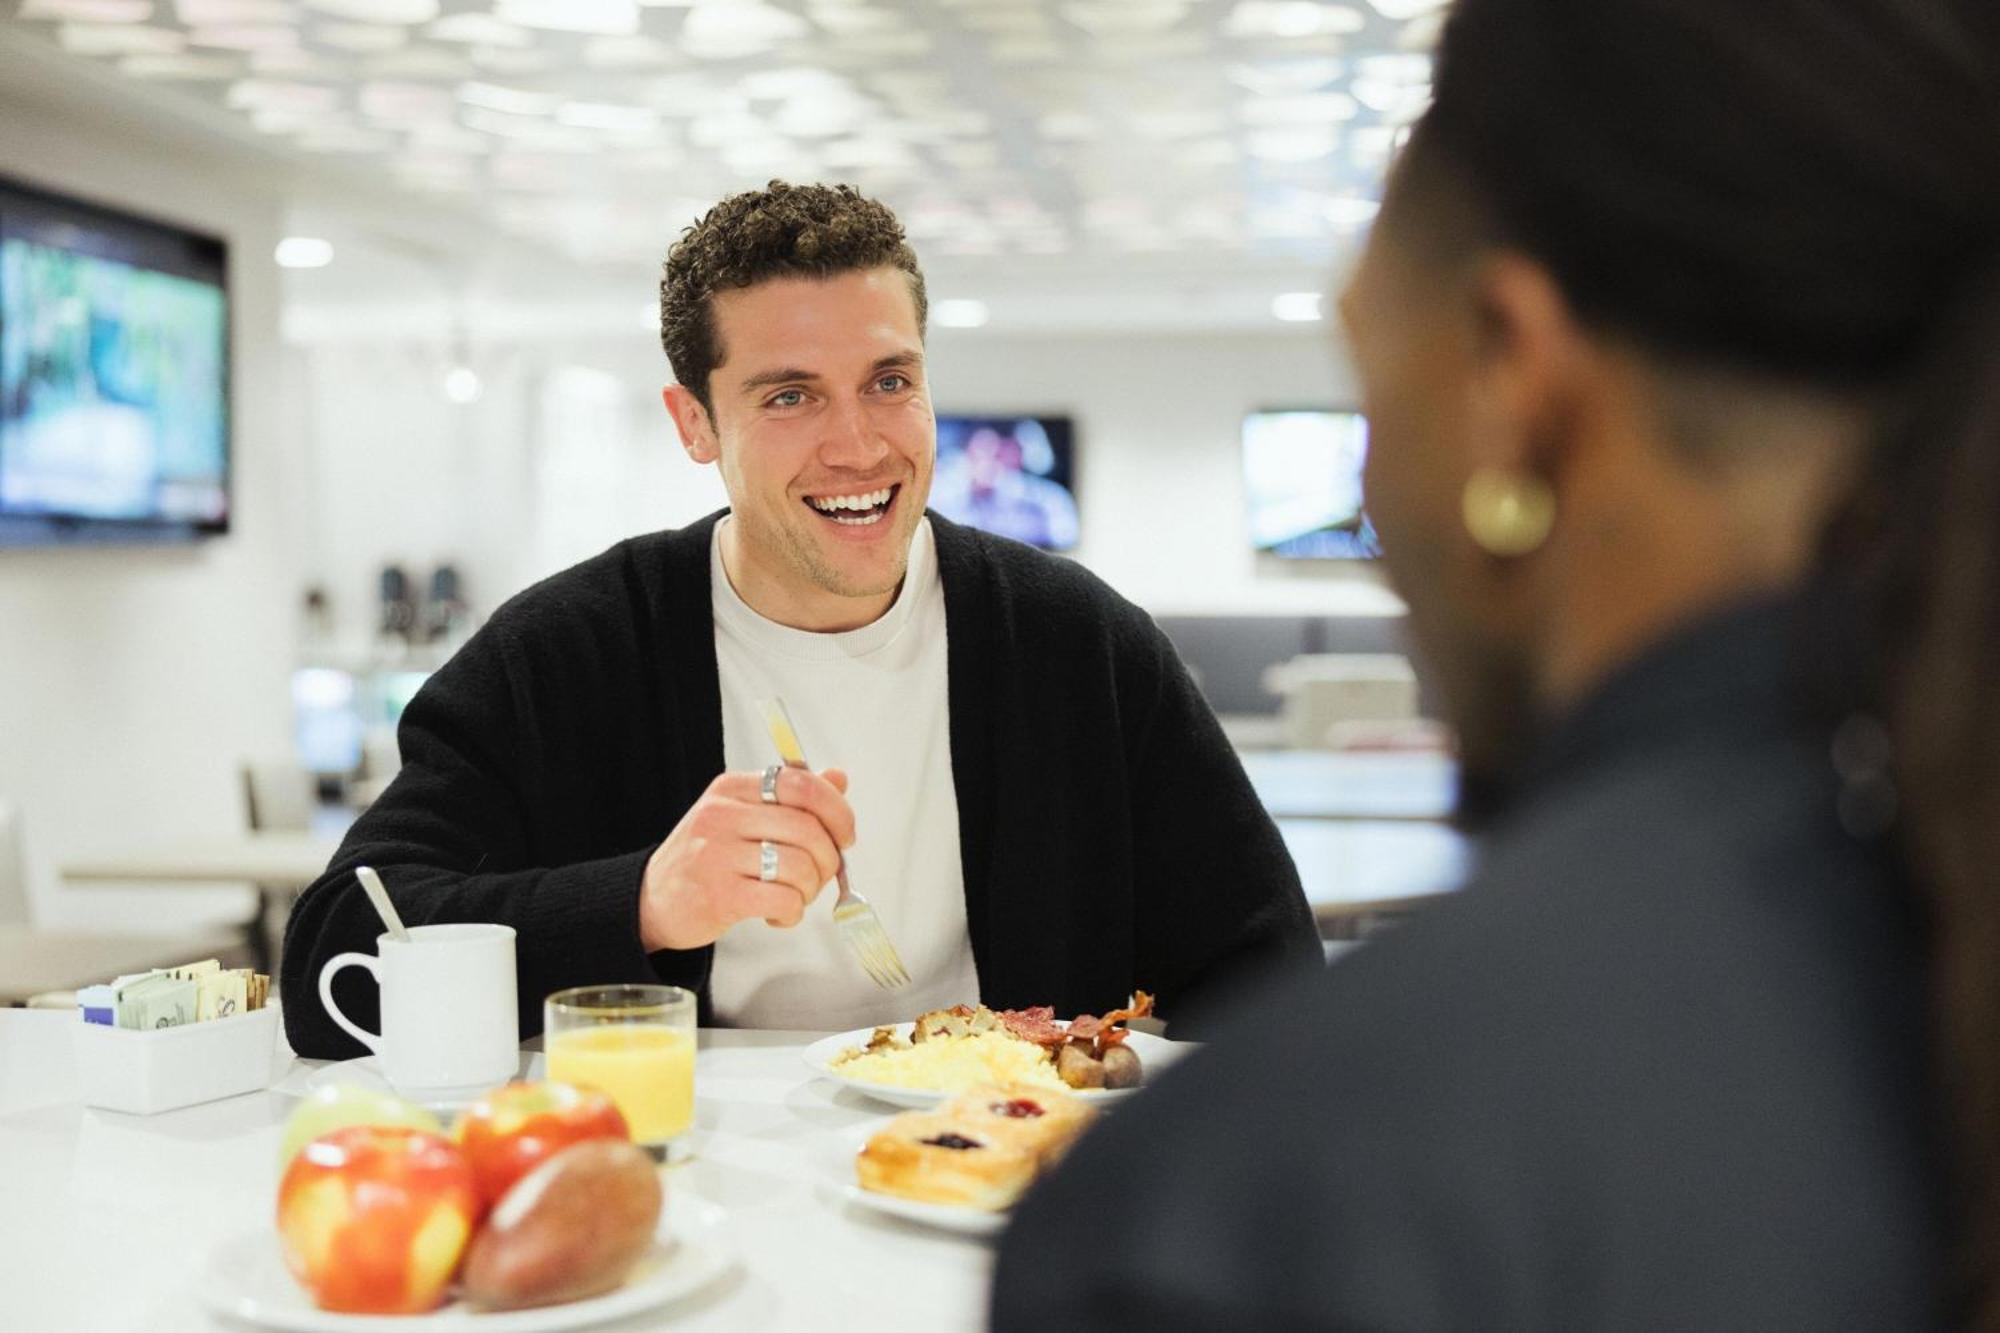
[
  {"xmin": 1243, "ymin": 409, "xmax": 1381, "ymax": 560},
  {"xmin": 930, "ymin": 414, "xmax": 1078, "ymax": 551},
  {"xmin": 0, "ymin": 176, "xmax": 230, "ymax": 546}
]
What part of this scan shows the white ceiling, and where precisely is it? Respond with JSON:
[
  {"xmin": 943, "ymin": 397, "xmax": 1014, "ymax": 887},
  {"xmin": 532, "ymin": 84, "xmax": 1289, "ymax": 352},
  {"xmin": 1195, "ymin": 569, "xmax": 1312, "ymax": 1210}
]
[{"xmin": 4, "ymin": 0, "xmax": 1441, "ymax": 331}]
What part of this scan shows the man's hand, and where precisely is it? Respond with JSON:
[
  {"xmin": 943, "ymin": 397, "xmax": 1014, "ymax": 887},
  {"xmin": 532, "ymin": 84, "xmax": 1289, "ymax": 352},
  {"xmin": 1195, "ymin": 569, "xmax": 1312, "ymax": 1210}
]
[{"xmin": 637, "ymin": 766, "xmax": 855, "ymax": 952}]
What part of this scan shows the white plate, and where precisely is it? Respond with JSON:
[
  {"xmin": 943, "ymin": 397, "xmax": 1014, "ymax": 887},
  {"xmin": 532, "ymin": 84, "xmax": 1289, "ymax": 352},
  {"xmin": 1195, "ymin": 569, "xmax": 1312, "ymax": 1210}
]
[
  {"xmin": 285, "ymin": 1052, "xmax": 546, "ymax": 1118},
  {"xmin": 820, "ymin": 1126, "xmax": 1007, "ymax": 1238},
  {"xmin": 801, "ymin": 1023, "xmax": 1186, "ymax": 1110},
  {"xmin": 196, "ymin": 1192, "xmax": 734, "ymax": 1332}
]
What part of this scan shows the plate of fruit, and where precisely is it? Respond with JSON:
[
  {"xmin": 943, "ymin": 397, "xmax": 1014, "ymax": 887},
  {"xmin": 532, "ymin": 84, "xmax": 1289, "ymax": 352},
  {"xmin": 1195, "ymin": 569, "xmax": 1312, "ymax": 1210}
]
[{"xmin": 198, "ymin": 1080, "xmax": 734, "ymax": 1330}]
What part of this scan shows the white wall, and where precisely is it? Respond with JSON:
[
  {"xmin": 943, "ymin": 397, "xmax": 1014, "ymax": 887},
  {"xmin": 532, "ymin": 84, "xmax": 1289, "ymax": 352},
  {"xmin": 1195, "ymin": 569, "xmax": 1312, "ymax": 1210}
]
[
  {"xmin": 926, "ymin": 331, "xmax": 1402, "ymax": 616},
  {"xmin": 0, "ymin": 94, "xmax": 298, "ymax": 932},
  {"xmin": 287, "ymin": 321, "xmax": 1401, "ymax": 649}
]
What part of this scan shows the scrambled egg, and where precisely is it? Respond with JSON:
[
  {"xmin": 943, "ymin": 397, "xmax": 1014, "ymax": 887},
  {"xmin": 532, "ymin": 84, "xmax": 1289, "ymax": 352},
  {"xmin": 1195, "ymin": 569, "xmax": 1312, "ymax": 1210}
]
[{"xmin": 833, "ymin": 1031, "xmax": 1067, "ymax": 1093}]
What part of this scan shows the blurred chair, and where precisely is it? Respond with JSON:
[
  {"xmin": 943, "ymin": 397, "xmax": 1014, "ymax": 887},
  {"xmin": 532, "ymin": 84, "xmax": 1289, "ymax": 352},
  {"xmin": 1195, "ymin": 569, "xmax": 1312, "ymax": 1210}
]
[
  {"xmin": 1262, "ymin": 653, "xmax": 1422, "ymax": 750},
  {"xmin": 349, "ymin": 731, "xmax": 402, "ymax": 809},
  {"xmin": 241, "ymin": 759, "xmax": 319, "ymax": 833},
  {"xmin": 240, "ymin": 760, "xmax": 328, "ymax": 977},
  {"xmin": 0, "ymin": 799, "xmax": 241, "ymax": 1007}
]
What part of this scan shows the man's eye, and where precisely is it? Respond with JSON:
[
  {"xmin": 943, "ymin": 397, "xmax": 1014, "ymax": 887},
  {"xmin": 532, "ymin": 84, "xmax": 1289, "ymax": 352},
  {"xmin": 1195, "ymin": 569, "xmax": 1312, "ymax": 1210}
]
[
  {"xmin": 769, "ymin": 389, "xmax": 805, "ymax": 408},
  {"xmin": 876, "ymin": 374, "xmax": 909, "ymax": 393}
]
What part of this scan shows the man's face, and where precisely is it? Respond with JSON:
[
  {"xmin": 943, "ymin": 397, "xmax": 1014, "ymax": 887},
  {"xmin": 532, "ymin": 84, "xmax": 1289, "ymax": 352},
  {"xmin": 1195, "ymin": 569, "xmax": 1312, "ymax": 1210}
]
[
  {"xmin": 1339, "ymin": 217, "xmax": 1539, "ymax": 804},
  {"xmin": 680, "ymin": 266, "xmax": 935, "ymax": 623}
]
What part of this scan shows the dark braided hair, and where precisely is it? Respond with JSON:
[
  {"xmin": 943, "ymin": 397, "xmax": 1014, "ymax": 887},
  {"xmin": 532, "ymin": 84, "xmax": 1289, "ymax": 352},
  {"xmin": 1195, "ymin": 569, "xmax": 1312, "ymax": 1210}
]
[
  {"xmin": 658, "ymin": 181, "xmax": 927, "ymax": 414},
  {"xmin": 1396, "ymin": 0, "xmax": 2000, "ymax": 1317}
]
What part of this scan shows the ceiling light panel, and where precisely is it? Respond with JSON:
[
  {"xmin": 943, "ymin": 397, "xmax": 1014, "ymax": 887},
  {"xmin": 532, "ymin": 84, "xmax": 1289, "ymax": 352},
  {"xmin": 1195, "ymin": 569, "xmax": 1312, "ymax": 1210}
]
[
  {"xmin": 21, "ymin": 0, "xmax": 155, "ymax": 19},
  {"xmin": 302, "ymin": 0, "xmax": 436, "ymax": 20},
  {"xmin": 311, "ymin": 21, "xmax": 408, "ymax": 51},
  {"xmin": 175, "ymin": 0, "xmax": 291, "ymax": 20},
  {"xmin": 427, "ymin": 13, "xmax": 532, "ymax": 46},
  {"xmin": 1063, "ymin": 1, "xmax": 1187, "ymax": 35},
  {"xmin": 493, "ymin": 0, "xmax": 639, "ymax": 37},
  {"xmin": 13, "ymin": 0, "xmax": 1422, "ymax": 268}
]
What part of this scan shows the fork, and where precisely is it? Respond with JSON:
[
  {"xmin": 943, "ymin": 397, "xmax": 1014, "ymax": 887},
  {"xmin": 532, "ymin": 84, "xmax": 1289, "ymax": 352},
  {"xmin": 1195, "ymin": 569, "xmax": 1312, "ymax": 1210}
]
[{"xmin": 759, "ymin": 697, "xmax": 912, "ymax": 989}]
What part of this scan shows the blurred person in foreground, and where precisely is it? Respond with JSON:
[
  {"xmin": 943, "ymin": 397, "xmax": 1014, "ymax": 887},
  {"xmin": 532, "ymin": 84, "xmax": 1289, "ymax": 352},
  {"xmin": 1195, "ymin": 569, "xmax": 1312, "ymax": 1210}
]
[
  {"xmin": 282, "ymin": 182, "xmax": 1318, "ymax": 1057},
  {"xmin": 994, "ymin": 0, "xmax": 2000, "ymax": 1326}
]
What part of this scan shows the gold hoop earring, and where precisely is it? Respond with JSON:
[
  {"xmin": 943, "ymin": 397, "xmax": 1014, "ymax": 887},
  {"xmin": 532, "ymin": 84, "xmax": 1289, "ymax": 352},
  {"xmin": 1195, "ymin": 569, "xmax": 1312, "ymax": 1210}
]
[{"xmin": 1462, "ymin": 467, "xmax": 1555, "ymax": 557}]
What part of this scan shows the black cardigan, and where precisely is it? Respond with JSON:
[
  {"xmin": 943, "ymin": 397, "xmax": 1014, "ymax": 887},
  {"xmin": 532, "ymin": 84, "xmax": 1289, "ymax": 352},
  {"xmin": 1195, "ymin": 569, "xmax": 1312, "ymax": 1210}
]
[
  {"xmin": 282, "ymin": 512, "xmax": 1319, "ymax": 1059},
  {"xmin": 992, "ymin": 597, "xmax": 1944, "ymax": 1331}
]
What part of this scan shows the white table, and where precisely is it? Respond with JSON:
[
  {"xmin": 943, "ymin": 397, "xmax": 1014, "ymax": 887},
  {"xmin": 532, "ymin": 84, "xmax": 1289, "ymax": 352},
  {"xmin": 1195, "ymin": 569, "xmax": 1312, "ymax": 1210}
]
[
  {"xmin": 1240, "ymin": 750, "xmax": 1458, "ymax": 822},
  {"xmin": 1280, "ymin": 818, "xmax": 1469, "ymax": 937},
  {"xmin": 60, "ymin": 832, "xmax": 344, "ymax": 889},
  {"xmin": 0, "ymin": 1012, "xmax": 995, "ymax": 1331},
  {"xmin": 60, "ymin": 832, "xmax": 344, "ymax": 974}
]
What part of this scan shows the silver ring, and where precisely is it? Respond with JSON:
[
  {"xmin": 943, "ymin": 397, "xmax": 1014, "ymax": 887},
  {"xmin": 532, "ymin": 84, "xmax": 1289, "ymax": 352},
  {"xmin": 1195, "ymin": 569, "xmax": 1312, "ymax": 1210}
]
[
  {"xmin": 760, "ymin": 764, "xmax": 783, "ymax": 805},
  {"xmin": 758, "ymin": 840, "xmax": 780, "ymax": 882}
]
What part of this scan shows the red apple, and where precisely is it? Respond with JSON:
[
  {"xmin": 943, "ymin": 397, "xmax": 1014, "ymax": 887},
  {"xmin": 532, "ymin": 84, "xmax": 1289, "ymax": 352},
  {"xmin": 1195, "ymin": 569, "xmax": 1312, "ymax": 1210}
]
[
  {"xmin": 276, "ymin": 1125, "xmax": 478, "ymax": 1315},
  {"xmin": 454, "ymin": 1080, "xmax": 630, "ymax": 1212}
]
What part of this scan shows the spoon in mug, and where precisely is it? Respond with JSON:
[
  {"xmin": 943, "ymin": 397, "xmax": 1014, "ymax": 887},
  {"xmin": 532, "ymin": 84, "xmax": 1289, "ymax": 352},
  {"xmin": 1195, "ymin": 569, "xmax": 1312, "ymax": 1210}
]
[{"xmin": 354, "ymin": 865, "xmax": 412, "ymax": 944}]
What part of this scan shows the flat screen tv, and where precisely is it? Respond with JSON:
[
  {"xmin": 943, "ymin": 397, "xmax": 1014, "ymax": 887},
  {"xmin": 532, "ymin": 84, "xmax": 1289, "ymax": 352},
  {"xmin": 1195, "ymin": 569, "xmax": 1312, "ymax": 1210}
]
[
  {"xmin": 0, "ymin": 176, "xmax": 230, "ymax": 546},
  {"xmin": 930, "ymin": 414, "xmax": 1078, "ymax": 551},
  {"xmin": 1242, "ymin": 409, "xmax": 1382, "ymax": 560}
]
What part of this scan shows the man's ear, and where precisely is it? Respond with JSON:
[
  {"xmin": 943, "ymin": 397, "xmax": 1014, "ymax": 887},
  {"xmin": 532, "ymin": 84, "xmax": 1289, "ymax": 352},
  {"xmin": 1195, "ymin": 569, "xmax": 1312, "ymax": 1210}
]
[
  {"xmin": 664, "ymin": 384, "xmax": 720, "ymax": 464},
  {"xmin": 1464, "ymin": 252, "xmax": 1589, "ymax": 479}
]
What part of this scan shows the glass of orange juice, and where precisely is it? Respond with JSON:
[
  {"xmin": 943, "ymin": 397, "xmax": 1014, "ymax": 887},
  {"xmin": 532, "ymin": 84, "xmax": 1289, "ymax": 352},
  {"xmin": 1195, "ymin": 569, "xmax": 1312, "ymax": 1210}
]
[{"xmin": 543, "ymin": 985, "xmax": 696, "ymax": 1162}]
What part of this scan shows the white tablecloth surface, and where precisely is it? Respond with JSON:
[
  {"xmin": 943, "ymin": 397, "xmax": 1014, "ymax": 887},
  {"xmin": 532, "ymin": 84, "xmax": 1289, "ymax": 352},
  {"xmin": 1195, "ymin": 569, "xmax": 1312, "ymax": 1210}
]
[{"xmin": 0, "ymin": 1011, "xmax": 996, "ymax": 1332}]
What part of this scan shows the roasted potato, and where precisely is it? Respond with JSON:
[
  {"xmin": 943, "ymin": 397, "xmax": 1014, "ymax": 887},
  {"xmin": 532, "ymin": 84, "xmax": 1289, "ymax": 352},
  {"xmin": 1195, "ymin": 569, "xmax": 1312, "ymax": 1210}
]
[{"xmin": 460, "ymin": 1139, "xmax": 663, "ymax": 1311}]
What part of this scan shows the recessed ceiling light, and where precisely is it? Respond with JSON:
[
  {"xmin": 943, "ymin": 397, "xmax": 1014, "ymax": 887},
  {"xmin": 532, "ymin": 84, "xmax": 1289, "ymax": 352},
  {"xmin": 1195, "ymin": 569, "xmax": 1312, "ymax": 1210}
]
[
  {"xmin": 276, "ymin": 236, "xmax": 334, "ymax": 268},
  {"xmin": 933, "ymin": 299, "xmax": 990, "ymax": 329},
  {"xmin": 443, "ymin": 366, "xmax": 482, "ymax": 404},
  {"xmin": 1271, "ymin": 291, "xmax": 1323, "ymax": 322}
]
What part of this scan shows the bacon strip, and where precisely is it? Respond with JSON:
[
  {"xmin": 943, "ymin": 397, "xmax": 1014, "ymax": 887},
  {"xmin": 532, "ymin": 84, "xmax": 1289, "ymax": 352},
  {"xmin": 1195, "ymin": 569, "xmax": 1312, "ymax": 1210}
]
[{"xmin": 996, "ymin": 1006, "xmax": 1066, "ymax": 1047}]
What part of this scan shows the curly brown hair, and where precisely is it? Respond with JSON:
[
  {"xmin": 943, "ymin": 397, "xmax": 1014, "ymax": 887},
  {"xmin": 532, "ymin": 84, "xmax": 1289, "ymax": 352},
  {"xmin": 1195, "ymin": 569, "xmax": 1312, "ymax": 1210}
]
[{"xmin": 659, "ymin": 181, "xmax": 928, "ymax": 414}]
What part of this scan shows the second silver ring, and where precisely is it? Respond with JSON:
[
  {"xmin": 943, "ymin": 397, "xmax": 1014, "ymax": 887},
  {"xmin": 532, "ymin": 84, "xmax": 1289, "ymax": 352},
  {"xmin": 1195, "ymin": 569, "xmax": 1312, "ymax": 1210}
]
[
  {"xmin": 758, "ymin": 839, "xmax": 780, "ymax": 882},
  {"xmin": 760, "ymin": 763, "xmax": 784, "ymax": 805}
]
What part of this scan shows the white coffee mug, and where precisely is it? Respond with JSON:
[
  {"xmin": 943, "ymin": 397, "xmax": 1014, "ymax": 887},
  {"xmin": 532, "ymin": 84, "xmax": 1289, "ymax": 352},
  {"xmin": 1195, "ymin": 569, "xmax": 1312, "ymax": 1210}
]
[{"xmin": 318, "ymin": 923, "xmax": 520, "ymax": 1098}]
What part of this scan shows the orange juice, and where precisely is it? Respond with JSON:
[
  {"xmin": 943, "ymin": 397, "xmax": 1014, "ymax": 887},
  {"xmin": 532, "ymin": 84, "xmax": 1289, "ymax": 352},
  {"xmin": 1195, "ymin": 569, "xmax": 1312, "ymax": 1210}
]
[{"xmin": 545, "ymin": 1024, "xmax": 695, "ymax": 1145}]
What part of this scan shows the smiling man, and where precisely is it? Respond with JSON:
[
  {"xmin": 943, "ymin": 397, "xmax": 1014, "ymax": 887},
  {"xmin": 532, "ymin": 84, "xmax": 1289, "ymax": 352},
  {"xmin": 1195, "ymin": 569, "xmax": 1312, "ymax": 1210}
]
[{"xmin": 281, "ymin": 182, "xmax": 1318, "ymax": 1054}]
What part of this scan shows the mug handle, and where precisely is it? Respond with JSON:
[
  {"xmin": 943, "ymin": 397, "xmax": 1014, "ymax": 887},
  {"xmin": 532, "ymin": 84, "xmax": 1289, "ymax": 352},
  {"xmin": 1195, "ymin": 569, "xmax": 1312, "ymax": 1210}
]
[{"xmin": 318, "ymin": 952, "xmax": 384, "ymax": 1055}]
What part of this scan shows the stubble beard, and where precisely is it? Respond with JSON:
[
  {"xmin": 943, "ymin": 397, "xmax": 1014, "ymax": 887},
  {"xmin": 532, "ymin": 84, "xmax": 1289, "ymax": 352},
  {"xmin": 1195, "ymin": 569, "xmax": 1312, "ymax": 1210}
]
[{"xmin": 768, "ymin": 497, "xmax": 914, "ymax": 601}]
